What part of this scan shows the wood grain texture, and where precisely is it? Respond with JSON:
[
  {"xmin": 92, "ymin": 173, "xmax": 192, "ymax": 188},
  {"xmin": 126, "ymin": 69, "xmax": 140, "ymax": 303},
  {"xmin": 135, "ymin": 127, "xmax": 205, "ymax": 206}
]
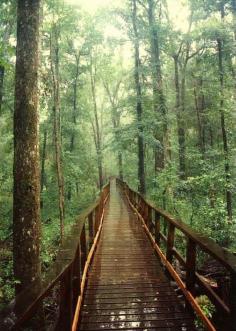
[{"xmin": 78, "ymin": 180, "xmax": 195, "ymax": 330}]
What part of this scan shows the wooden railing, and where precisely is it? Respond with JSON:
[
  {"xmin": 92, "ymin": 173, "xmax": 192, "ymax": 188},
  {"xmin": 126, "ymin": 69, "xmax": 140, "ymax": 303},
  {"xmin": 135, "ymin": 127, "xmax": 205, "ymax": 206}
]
[
  {"xmin": 117, "ymin": 178, "xmax": 236, "ymax": 331},
  {"xmin": 0, "ymin": 182, "xmax": 110, "ymax": 331}
]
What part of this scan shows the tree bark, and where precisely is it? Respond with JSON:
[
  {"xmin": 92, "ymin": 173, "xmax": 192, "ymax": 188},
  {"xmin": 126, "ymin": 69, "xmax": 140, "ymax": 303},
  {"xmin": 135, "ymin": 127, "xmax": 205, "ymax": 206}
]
[
  {"xmin": 0, "ymin": 17, "xmax": 14, "ymax": 114},
  {"xmin": 13, "ymin": 0, "xmax": 41, "ymax": 295},
  {"xmin": 171, "ymin": 11, "xmax": 194, "ymax": 180},
  {"xmin": 232, "ymin": 0, "xmax": 236, "ymax": 40},
  {"xmin": 103, "ymin": 81, "xmax": 124, "ymax": 181},
  {"xmin": 50, "ymin": 23, "xmax": 65, "ymax": 240},
  {"xmin": 68, "ymin": 53, "xmax": 80, "ymax": 201},
  {"xmin": 40, "ymin": 129, "xmax": 47, "ymax": 207},
  {"xmin": 147, "ymin": 0, "xmax": 170, "ymax": 172},
  {"xmin": 174, "ymin": 36, "xmax": 196, "ymax": 180},
  {"xmin": 193, "ymin": 76, "xmax": 206, "ymax": 157},
  {"xmin": 179, "ymin": 63, "xmax": 187, "ymax": 179},
  {"xmin": 90, "ymin": 56, "xmax": 103, "ymax": 190},
  {"xmin": 132, "ymin": 0, "xmax": 146, "ymax": 195},
  {"xmin": 217, "ymin": 37, "xmax": 233, "ymax": 223},
  {"xmin": 70, "ymin": 54, "xmax": 79, "ymax": 152},
  {"xmin": 118, "ymin": 151, "xmax": 123, "ymax": 181},
  {"xmin": 0, "ymin": 65, "xmax": 4, "ymax": 113},
  {"xmin": 173, "ymin": 55, "xmax": 186, "ymax": 179}
]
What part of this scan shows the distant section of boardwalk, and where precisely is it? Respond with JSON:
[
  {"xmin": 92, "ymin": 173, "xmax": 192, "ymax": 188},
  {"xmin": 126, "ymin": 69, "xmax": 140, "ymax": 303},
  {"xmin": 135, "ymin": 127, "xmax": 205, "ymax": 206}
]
[{"xmin": 79, "ymin": 180, "xmax": 196, "ymax": 330}]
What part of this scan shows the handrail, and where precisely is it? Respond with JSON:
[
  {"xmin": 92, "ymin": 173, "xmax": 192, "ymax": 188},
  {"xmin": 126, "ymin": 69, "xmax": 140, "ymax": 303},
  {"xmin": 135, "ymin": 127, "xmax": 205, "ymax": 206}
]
[
  {"xmin": 117, "ymin": 178, "xmax": 236, "ymax": 331},
  {"xmin": 0, "ymin": 182, "xmax": 110, "ymax": 331}
]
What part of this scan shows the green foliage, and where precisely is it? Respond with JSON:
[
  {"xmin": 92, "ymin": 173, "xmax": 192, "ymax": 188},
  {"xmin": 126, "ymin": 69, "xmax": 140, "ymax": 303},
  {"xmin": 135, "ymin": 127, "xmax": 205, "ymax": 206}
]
[
  {"xmin": 195, "ymin": 295, "xmax": 215, "ymax": 329},
  {"xmin": 0, "ymin": 250, "xmax": 13, "ymax": 309}
]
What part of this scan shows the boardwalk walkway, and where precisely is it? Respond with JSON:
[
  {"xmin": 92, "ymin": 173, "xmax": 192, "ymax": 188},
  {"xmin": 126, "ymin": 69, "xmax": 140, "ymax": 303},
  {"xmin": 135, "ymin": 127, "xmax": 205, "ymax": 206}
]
[{"xmin": 79, "ymin": 180, "xmax": 196, "ymax": 330}]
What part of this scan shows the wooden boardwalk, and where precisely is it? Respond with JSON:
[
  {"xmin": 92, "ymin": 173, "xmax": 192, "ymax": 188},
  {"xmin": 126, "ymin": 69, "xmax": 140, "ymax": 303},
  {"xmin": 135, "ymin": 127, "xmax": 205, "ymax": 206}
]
[
  {"xmin": 3, "ymin": 179, "xmax": 236, "ymax": 330},
  {"xmin": 78, "ymin": 180, "xmax": 196, "ymax": 331}
]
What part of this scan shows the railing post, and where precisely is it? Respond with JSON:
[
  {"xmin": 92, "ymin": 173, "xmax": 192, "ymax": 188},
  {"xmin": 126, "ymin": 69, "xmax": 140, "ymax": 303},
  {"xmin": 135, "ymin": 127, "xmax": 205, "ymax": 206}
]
[
  {"xmin": 144, "ymin": 203, "xmax": 148, "ymax": 225},
  {"xmin": 72, "ymin": 244, "xmax": 81, "ymax": 313},
  {"xmin": 101, "ymin": 189, "xmax": 104, "ymax": 206},
  {"xmin": 137, "ymin": 195, "xmax": 140, "ymax": 212},
  {"xmin": 141, "ymin": 200, "xmax": 146, "ymax": 222},
  {"xmin": 99, "ymin": 196, "xmax": 103, "ymax": 223},
  {"xmin": 229, "ymin": 271, "xmax": 236, "ymax": 331},
  {"xmin": 80, "ymin": 225, "xmax": 87, "ymax": 273},
  {"xmin": 186, "ymin": 238, "xmax": 196, "ymax": 295},
  {"xmin": 135, "ymin": 192, "xmax": 137, "ymax": 206},
  {"xmin": 131, "ymin": 190, "xmax": 134, "ymax": 205},
  {"xmin": 88, "ymin": 212, "xmax": 94, "ymax": 249},
  {"xmin": 125, "ymin": 183, "xmax": 128, "ymax": 198},
  {"xmin": 127, "ymin": 186, "xmax": 130, "ymax": 200},
  {"xmin": 132, "ymin": 191, "xmax": 135, "ymax": 205},
  {"xmin": 94, "ymin": 205, "xmax": 100, "ymax": 234},
  {"xmin": 155, "ymin": 211, "xmax": 161, "ymax": 245},
  {"xmin": 166, "ymin": 223, "xmax": 175, "ymax": 263},
  {"xmin": 140, "ymin": 198, "xmax": 144, "ymax": 217},
  {"xmin": 147, "ymin": 206, "xmax": 152, "ymax": 231},
  {"xmin": 143, "ymin": 203, "xmax": 149, "ymax": 226},
  {"xmin": 57, "ymin": 267, "xmax": 73, "ymax": 330}
]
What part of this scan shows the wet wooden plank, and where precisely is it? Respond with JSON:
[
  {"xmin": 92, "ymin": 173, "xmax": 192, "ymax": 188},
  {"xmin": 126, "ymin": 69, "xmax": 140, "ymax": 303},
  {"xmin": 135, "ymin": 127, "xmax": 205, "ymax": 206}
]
[
  {"xmin": 83, "ymin": 296, "xmax": 183, "ymax": 305},
  {"xmin": 81, "ymin": 312, "xmax": 191, "ymax": 323},
  {"xmin": 85, "ymin": 288, "xmax": 176, "ymax": 296},
  {"xmin": 79, "ymin": 319, "xmax": 195, "ymax": 330},
  {"xmin": 86, "ymin": 281, "xmax": 173, "ymax": 288},
  {"xmin": 82, "ymin": 301, "xmax": 184, "ymax": 310},
  {"xmin": 78, "ymin": 180, "xmax": 195, "ymax": 330},
  {"xmin": 81, "ymin": 306, "xmax": 186, "ymax": 316}
]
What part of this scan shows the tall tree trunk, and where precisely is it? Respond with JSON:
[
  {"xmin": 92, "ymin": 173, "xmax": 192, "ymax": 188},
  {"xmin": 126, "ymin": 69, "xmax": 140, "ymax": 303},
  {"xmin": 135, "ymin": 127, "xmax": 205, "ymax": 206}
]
[
  {"xmin": 13, "ymin": 0, "xmax": 41, "ymax": 295},
  {"xmin": 50, "ymin": 24, "xmax": 65, "ymax": 241},
  {"xmin": 103, "ymin": 81, "xmax": 124, "ymax": 181},
  {"xmin": 172, "ymin": 13, "xmax": 194, "ymax": 180},
  {"xmin": 68, "ymin": 54, "xmax": 79, "ymax": 200},
  {"xmin": 114, "ymin": 117, "xmax": 123, "ymax": 181},
  {"xmin": 217, "ymin": 37, "xmax": 233, "ymax": 223},
  {"xmin": 232, "ymin": 0, "xmax": 236, "ymax": 40},
  {"xmin": 0, "ymin": 65, "xmax": 4, "ymax": 113},
  {"xmin": 90, "ymin": 58, "xmax": 103, "ymax": 190},
  {"xmin": 193, "ymin": 76, "xmax": 206, "ymax": 157},
  {"xmin": 178, "ymin": 64, "xmax": 187, "ymax": 179},
  {"xmin": 174, "ymin": 55, "xmax": 186, "ymax": 179},
  {"xmin": 147, "ymin": 0, "xmax": 170, "ymax": 172},
  {"xmin": 70, "ymin": 56, "xmax": 79, "ymax": 152},
  {"xmin": 113, "ymin": 118, "xmax": 123, "ymax": 182},
  {"xmin": 132, "ymin": 0, "xmax": 146, "ymax": 195},
  {"xmin": 97, "ymin": 152, "xmax": 103, "ymax": 190},
  {"xmin": 118, "ymin": 151, "xmax": 123, "ymax": 181},
  {"xmin": 193, "ymin": 86, "xmax": 204, "ymax": 156},
  {"xmin": 40, "ymin": 129, "xmax": 47, "ymax": 208},
  {"xmin": 0, "ymin": 19, "xmax": 14, "ymax": 114}
]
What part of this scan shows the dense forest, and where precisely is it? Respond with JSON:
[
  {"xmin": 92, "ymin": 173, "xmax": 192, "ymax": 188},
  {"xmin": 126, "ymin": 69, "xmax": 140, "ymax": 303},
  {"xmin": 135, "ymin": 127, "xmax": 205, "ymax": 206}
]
[{"xmin": 0, "ymin": 0, "xmax": 236, "ymax": 326}]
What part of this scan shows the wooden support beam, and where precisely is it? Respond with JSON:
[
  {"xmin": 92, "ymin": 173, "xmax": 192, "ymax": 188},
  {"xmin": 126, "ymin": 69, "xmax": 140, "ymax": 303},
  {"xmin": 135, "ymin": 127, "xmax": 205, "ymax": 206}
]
[
  {"xmin": 186, "ymin": 238, "xmax": 196, "ymax": 295},
  {"xmin": 166, "ymin": 223, "xmax": 175, "ymax": 263},
  {"xmin": 147, "ymin": 206, "xmax": 152, "ymax": 231},
  {"xmin": 88, "ymin": 212, "xmax": 94, "ymax": 249},
  {"xmin": 154, "ymin": 211, "xmax": 161, "ymax": 245},
  {"xmin": 80, "ymin": 225, "xmax": 87, "ymax": 273},
  {"xmin": 94, "ymin": 205, "xmax": 100, "ymax": 234},
  {"xmin": 57, "ymin": 266, "xmax": 73, "ymax": 331},
  {"xmin": 72, "ymin": 245, "xmax": 81, "ymax": 313}
]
